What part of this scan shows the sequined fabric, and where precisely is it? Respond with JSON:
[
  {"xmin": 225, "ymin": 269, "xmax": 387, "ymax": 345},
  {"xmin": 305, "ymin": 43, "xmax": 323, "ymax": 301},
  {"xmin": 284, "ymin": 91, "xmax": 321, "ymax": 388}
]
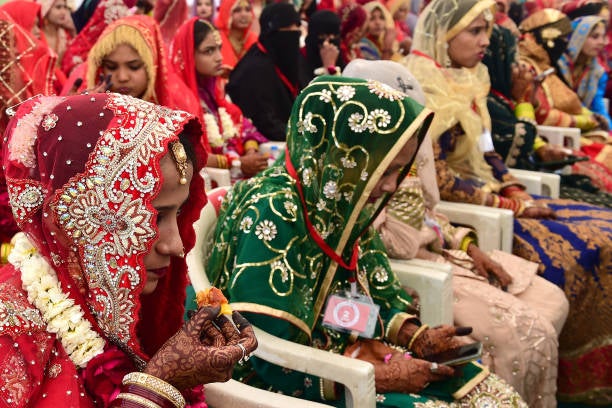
[{"xmin": 0, "ymin": 93, "xmax": 208, "ymax": 406}]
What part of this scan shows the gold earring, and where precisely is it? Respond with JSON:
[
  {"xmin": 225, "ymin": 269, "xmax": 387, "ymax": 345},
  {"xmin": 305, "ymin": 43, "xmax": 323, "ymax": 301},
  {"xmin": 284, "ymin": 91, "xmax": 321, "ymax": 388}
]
[{"xmin": 170, "ymin": 142, "xmax": 188, "ymax": 185}]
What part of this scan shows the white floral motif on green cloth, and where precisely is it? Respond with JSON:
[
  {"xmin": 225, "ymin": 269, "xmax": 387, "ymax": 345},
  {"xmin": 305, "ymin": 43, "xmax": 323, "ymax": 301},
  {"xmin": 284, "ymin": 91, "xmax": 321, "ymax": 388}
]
[
  {"xmin": 336, "ymin": 85, "xmax": 356, "ymax": 102},
  {"xmin": 255, "ymin": 220, "xmax": 277, "ymax": 241},
  {"xmin": 240, "ymin": 216, "xmax": 254, "ymax": 233}
]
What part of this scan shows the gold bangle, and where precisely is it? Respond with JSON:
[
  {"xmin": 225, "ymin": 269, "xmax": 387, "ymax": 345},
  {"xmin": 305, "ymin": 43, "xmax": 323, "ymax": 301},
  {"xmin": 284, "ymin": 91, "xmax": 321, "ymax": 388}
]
[
  {"xmin": 115, "ymin": 392, "xmax": 162, "ymax": 408},
  {"xmin": 407, "ymin": 324, "xmax": 429, "ymax": 351},
  {"xmin": 122, "ymin": 372, "xmax": 186, "ymax": 408},
  {"xmin": 1, "ymin": 242, "xmax": 14, "ymax": 264},
  {"xmin": 243, "ymin": 140, "xmax": 259, "ymax": 151}
]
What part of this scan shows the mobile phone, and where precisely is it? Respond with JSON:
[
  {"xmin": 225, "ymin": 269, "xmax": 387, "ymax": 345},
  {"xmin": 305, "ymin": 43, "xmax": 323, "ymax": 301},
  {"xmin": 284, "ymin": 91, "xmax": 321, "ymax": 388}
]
[
  {"xmin": 536, "ymin": 155, "xmax": 589, "ymax": 168},
  {"xmin": 534, "ymin": 67, "xmax": 555, "ymax": 82},
  {"xmin": 424, "ymin": 342, "xmax": 483, "ymax": 366}
]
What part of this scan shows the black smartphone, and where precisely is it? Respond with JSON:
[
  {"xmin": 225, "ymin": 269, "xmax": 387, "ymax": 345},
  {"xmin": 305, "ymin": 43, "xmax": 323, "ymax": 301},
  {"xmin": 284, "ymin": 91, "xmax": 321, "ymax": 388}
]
[
  {"xmin": 536, "ymin": 155, "xmax": 589, "ymax": 168},
  {"xmin": 423, "ymin": 342, "xmax": 483, "ymax": 366}
]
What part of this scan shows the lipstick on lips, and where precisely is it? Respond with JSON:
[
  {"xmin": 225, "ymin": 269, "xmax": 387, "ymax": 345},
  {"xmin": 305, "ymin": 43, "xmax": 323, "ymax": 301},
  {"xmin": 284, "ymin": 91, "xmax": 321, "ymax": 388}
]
[{"xmin": 147, "ymin": 267, "xmax": 169, "ymax": 279}]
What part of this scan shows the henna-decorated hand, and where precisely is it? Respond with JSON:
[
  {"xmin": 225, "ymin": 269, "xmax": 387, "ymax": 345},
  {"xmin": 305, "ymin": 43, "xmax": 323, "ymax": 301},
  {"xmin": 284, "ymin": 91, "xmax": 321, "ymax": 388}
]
[
  {"xmin": 375, "ymin": 354, "xmax": 454, "ymax": 394},
  {"xmin": 396, "ymin": 322, "xmax": 470, "ymax": 358},
  {"xmin": 467, "ymin": 244, "xmax": 513, "ymax": 290},
  {"xmin": 521, "ymin": 205, "xmax": 556, "ymax": 219},
  {"xmin": 144, "ymin": 307, "xmax": 257, "ymax": 390}
]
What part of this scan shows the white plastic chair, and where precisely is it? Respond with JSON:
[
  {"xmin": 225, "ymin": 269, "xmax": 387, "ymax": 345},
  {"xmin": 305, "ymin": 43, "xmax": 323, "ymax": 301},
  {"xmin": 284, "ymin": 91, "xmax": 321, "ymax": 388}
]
[
  {"xmin": 388, "ymin": 259, "xmax": 453, "ymax": 327},
  {"xmin": 509, "ymin": 168, "xmax": 560, "ymax": 199},
  {"xmin": 187, "ymin": 187, "xmax": 455, "ymax": 407},
  {"xmin": 436, "ymin": 201, "xmax": 514, "ymax": 253},
  {"xmin": 537, "ymin": 125, "xmax": 581, "ymax": 149}
]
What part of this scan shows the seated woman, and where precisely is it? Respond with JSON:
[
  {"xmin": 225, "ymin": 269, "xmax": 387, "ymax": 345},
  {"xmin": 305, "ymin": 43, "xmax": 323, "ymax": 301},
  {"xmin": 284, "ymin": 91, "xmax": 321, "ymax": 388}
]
[
  {"xmin": 517, "ymin": 9, "xmax": 612, "ymax": 179},
  {"xmin": 359, "ymin": 1, "xmax": 399, "ymax": 61},
  {"xmin": 63, "ymin": 15, "xmax": 201, "ymax": 120},
  {"xmin": 0, "ymin": 1, "xmax": 65, "ymax": 93},
  {"xmin": 206, "ymin": 75, "xmax": 527, "ymax": 406},
  {"xmin": 385, "ymin": 0, "xmax": 412, "ymax": 54},
  {"xmin": 344, "ymin": 58, "xmax": 569, "ymax": 407},
  {"xmin": 405, "ymin": 0, "xmax": 612, "ymax": 403},
  {"xmin": 0, "ymin": 2, "xmax": 58, "ymax": 264},
  {"xmin": 171, "ymin": 18, "xmax": 269, "ymax": 180},
  {"xmin": 194, "ymin": 0, "xmax": 214, "ymax": 21},
  {"xmin": 338, "ymin": 2, "xmax": 368, "ymax": 63},
  {"xmin": 37, "ymin": 0, "xmax": 76, "ymax": 70},
  {"xmin": 60, "ymin": 0, "xmax": 130, "ymax": 75},
  {"xmin": 215, "ymin": 0, "xmax": 258, "ymax": 78},
  {"xmin": 484, "ymin": 23, "xmax": 612, "ymax": 206},
  {"xmin": 301, "ymin": 10, "xmax": 345, "ymax": 82},
  {"xmin": 558, "ymin": 15, "xmax": 611, "ymax": 129},
  {"xmin": 0, "ymin": 92, "xmax": 257, "ymax": 406}
]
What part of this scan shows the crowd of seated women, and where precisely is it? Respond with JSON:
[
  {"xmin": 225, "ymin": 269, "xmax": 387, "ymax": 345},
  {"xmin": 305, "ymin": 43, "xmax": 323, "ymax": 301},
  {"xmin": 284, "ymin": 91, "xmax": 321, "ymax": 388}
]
[{"xmin": 0, "ymin": 0, "xmax": 610, "ymax": 406}]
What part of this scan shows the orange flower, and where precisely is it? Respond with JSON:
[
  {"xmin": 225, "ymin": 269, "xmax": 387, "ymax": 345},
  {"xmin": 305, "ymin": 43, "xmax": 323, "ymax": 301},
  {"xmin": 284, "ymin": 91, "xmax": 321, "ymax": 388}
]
[{"xmin": 196, "ymin": 287, "xmax": 232, "ymax": 316}]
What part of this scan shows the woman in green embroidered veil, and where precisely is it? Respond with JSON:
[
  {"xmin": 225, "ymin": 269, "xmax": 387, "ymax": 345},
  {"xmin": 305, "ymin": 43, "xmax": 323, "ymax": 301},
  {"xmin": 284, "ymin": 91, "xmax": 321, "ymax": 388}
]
[{"xmin": 206, "ymin": 75, "xmax": 526, "ymax": 406}]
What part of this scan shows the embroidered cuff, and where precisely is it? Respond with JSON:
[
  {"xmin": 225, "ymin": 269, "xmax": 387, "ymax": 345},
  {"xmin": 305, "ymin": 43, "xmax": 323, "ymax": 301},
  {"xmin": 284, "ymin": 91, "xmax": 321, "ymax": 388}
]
[
  {"xmin": 385, "ymin": 312, "xmax": 418, "ymax": 345},
  {"xmin": 514, "ymin": 102, "xmax": 536, "ymax": 121}
]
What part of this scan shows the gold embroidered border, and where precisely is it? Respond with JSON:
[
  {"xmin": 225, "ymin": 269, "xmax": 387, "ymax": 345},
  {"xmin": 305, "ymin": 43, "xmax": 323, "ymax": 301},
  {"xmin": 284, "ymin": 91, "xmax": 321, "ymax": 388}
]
[
  {"xmin": 445, "ymin": 0, "xmax": 496, "ymax": 41},
  {"xmin": 312, "ymin": 108, "xmax": 434, "ymax": 329},
  {"xmin": 230, "ymin": 302, "xmax": 312, "ymax": 339},
  {"xmin": 452, "ymin": 361, "xmax": 490, "ymax": 400}
]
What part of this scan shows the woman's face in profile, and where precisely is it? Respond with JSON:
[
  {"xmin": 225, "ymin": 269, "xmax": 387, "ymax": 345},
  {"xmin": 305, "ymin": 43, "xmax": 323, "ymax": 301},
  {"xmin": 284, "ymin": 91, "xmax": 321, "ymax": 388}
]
[
  {"xmin": 142, "ymin": 152, "xmax": 193, "ymax": 295},
  {"xmin": 447, "ymin": 13, "xmax": 491, "ymax": 69},
  {"xmin": 368, "ymin": 136, "xmax": 419, "ymax": 203},
  {"xmin": 581, "ymin": 23, "xmax": 606, "ymax": 58}
]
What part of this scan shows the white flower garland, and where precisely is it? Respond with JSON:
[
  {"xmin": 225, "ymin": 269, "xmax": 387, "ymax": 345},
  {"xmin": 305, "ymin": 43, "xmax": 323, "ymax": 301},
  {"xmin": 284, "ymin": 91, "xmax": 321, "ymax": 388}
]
[
  {"xmin": 8, "ymin": 232, "xmax": 106, "ymax": 368},
  {"xmin": 204, "ymin": 107, "xmax": 238, "ymax": 148}
]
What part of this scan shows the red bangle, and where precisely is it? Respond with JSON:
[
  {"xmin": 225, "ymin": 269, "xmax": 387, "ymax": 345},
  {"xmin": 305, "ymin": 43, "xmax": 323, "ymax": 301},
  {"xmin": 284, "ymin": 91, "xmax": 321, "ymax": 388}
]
[
  {"xmin": 327, "ymin": 66, "xmax": 337, "ymax": 75},
  {"xmin": 110, "ymin": 384, "xmax": 176, "ymax": 408},
  {"xmin": 127, "ymin": 384, "xmax": 176, "ymax": 408},
  {"xmin": 501, "ymin": 185, "xmax": 522, "ymax": 197}
]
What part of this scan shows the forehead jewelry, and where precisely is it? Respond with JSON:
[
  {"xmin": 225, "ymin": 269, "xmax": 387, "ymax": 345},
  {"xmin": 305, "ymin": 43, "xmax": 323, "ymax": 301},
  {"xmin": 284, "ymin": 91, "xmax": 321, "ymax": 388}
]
[{"xmin": 170, "ymin": 141, "xmax": 188, "ymax": 185}]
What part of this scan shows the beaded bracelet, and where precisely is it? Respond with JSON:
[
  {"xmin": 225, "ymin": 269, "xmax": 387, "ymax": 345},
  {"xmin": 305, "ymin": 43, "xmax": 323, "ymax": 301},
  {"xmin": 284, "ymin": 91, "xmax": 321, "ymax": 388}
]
[
  {"xmin": 216, "ymin": 154, "xmax": 228, "ymax": 169},
  {"xmin": 407, "ymin": 324, "xmax": 429, "ymax": 351},
  {"xmin": 122, "ymin": 372, "xmax": 186, "ymax": 408},
  {"xmin": 115, "ymin": 392, "xmax": 162, "ymax": 408}
]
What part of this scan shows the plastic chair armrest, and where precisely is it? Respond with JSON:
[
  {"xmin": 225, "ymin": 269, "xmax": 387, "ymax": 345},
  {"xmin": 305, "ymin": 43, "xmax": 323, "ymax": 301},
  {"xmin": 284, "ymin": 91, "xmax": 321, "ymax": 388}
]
[{"xmin": 389, "ymin": 259, "xmax": 453, "ymax": 326}]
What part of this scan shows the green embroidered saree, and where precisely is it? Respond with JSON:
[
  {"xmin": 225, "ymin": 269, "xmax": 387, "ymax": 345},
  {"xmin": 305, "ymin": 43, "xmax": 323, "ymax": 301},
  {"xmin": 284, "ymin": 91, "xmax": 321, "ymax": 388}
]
[{"xmin": 206, "ymin": 76, "xmax": 524, "ymax": 406}]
